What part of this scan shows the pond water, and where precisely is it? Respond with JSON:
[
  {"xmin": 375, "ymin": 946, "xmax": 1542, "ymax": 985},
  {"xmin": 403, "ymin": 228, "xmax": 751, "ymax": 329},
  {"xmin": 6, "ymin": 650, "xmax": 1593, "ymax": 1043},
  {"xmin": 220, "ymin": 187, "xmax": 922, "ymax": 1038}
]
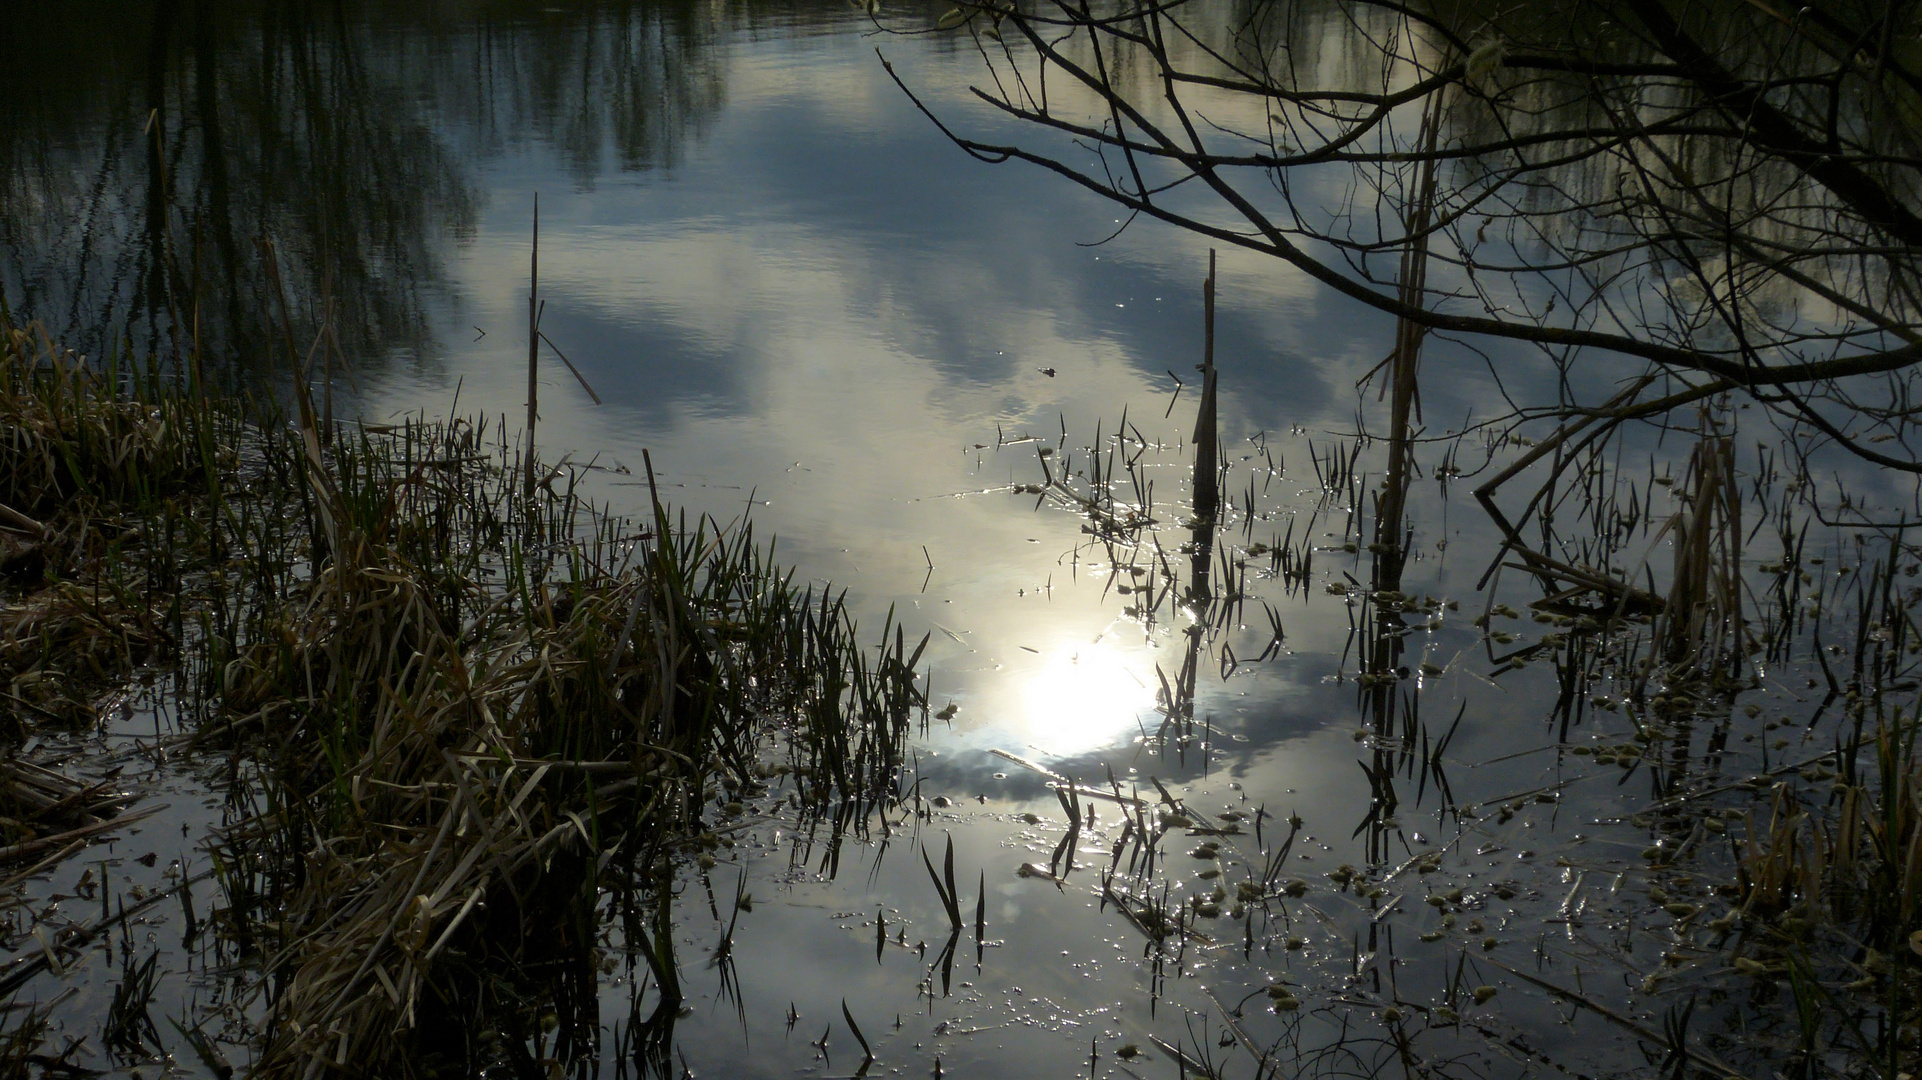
[{"xmin": 3, "ymin": 3, "xmax": 1902, "ymax": 1078}]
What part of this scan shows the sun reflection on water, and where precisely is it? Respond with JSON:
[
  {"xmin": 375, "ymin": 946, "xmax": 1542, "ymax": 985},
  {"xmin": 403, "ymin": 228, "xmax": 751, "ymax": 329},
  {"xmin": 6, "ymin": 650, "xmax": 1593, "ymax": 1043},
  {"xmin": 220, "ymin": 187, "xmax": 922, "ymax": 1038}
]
[{"xmin": 1017, "ymin": 642, "xmax": 1156, "ymax": 755}]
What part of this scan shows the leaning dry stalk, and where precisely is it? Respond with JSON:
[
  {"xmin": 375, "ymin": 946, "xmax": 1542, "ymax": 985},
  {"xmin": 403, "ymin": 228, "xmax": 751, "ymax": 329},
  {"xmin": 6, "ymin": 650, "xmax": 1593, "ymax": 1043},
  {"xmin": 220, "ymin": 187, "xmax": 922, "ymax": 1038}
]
[
  {"xmin": 1647, "ymin": 431, "xmax": 1745, "ymax": 683},
  {"xmin": 1739, "ymin": 788, "xmax": 1819, "ymax": 918}
]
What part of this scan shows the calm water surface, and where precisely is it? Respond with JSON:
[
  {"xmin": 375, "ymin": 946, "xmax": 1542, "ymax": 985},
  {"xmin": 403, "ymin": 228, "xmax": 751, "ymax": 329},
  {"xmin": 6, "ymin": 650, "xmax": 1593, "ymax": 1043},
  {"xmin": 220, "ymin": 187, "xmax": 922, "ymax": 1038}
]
[{"xmin": 3, "ymin": 4, "xmax": 1842, "ymax": 1077}]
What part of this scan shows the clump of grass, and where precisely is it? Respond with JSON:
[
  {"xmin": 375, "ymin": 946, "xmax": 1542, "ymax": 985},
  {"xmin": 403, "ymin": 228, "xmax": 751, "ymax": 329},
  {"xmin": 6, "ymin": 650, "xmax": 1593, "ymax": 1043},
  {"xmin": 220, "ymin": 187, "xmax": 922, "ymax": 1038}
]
[
  {"xmin": 0, "ymin": 319, "xmax": 239, "ymax": 732},
  {"xmin": 0, "ymin": 753, "xmax": 140, "ymax": 853},
  {"xmin": 0, "ymin": 313, "xmax": 925, "ymax": 1076},
  {"xmin": 1665, "ymin": 697, "xmax": 1922, "ymax": 1074},
  {"xmin": 0, "ymin": 316, "xmax": 254, "ymax": 837},
  {"xmin": 0, "ymin": 579, "xmax": 168, "ymax": 727},
  {"xmin": 0, "ymin": 321, "xmax": 212, "ymax": 521},
  {"xmin": 103, "ymin": 950, "xmax": 163, "ymax": 1061},
  {"xmin": 1646, "ymin": 431, "xmax": 1746, "ymax": 690},
  {"xmin": 182, "ymin": 375, "xmax": 924, "ymax": 1075},
  {"xmin": 0, "ymin": 1000, "xmax": 47, "ymax": 1080}
]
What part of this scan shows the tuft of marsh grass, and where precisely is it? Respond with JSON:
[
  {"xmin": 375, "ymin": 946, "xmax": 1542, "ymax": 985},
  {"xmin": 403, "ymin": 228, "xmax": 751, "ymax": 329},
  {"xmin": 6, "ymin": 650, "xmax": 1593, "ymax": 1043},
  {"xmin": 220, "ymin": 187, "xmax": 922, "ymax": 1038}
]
[
  {"xmin": 192, "ymin": 412, "xmax": 919, "ymax": 1075},
  {"xmin": 0, "ymin": 1000, "xmax": 47, "ymax": 1079},
  {"xmin": 0, "ymin": 322, "xmax": 216, "ymax": 522},
  {"xmin": 0, "ymin": 317, "xmax": 237, "ymax": 794},
  {"xmin": 202, "ymin": 368, "xmax": 923, "ymax": 1076},
  {"xmin": 0, "ymin": 314, "xmax": 925, "ymax": 1077},
  {"xmin": 103, "ymin": 950, "xmax": 163, "ymax": 1061}
]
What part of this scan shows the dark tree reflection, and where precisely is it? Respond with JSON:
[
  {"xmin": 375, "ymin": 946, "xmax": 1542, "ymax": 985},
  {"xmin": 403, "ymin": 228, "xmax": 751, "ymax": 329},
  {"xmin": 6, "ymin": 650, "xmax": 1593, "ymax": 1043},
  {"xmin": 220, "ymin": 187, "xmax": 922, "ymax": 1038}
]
[{"xmin": 0, "ymin": 0, "xmax": 751, "ymax": 373}]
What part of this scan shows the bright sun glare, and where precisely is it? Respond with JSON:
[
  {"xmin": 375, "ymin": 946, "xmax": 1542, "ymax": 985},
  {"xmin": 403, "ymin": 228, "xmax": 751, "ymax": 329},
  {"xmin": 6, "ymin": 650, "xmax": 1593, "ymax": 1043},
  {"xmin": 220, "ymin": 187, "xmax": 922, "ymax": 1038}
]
[{"xmin": 1018, "ymin": 643, "xmax": 1155, "ymax": 754}]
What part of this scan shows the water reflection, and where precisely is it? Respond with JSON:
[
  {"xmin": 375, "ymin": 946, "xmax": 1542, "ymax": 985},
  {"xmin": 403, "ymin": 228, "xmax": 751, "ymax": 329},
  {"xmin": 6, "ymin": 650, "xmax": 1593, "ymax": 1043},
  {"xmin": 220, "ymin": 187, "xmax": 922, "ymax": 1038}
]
[
  {"xmin": 1018, "ymin": 641, "xmax": 1155, "ymax": 753},
  {"xmin": 0, "ymin": 0, "xmax": 762, "ymax": 367},
  {"xmin": 5, "ymin": 0, "xmax": 1389, "ymax": 430},
  {"xmin": 2, "ymin": 2, "xmax": 1664, "ymax": 1076}
]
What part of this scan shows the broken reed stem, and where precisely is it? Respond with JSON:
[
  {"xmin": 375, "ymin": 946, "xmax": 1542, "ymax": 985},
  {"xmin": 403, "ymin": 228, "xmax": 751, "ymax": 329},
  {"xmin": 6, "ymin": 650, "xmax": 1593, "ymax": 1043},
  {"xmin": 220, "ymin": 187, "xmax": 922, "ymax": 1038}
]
[
  {"xmin": 1192, "ymin": 250, "xmax": 1219, "ymax": 523},
  {"xmin": 1373, "ymin": 83, "xmax": 1442, "ymax": 585},
  {"xmin": 1649, "ymin": 427, "xmax": 1745, "ymax": 682}
]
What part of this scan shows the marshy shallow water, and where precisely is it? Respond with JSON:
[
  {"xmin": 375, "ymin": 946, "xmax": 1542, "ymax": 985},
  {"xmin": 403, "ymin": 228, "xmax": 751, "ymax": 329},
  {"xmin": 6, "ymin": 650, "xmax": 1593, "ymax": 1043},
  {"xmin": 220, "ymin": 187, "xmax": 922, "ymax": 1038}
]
[{"xmin": 5, "ymin": 2, "xmax": 1922, "ymax": 1078}]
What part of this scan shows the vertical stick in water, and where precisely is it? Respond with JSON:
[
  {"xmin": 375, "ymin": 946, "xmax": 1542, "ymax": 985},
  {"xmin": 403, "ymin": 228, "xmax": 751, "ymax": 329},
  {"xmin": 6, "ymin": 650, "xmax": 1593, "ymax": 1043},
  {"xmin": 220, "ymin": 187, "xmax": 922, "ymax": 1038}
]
[
  {"xmin": 322, "ymin": 326, "xmax": 334, "ymax": 443},
  {"xmin": 1192, "ymin": 250, "xmax": 1219, "ymax": 522},
  {"xmin": 190, "ymin": 211, "xmax": 206, "ymax": 396},
  {"xmin": 321, "ymin": 280, "xmax": 336, "ymax": 446},
  {"xmin": 1375, "ymin": 96, "xmax": 1441, "ymax": 589},
  {"xmin": 525, "ymin": 194, "xmax": 540, "ymax": 500}
]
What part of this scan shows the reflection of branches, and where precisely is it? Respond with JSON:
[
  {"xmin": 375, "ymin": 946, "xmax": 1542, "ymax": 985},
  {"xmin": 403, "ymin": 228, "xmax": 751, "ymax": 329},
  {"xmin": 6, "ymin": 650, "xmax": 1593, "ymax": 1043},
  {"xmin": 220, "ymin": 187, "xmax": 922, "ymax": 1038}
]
[
  {"xmin": 890, "ymin": 0, "xmax": 1922, "ymax": 554},
  {"xmin": 896, "ymin": 0, "xmax": 1922, "ymax": 746},
  {"xmin": 3, "ymin": 3, "xmax": 479, "ymax": 365},
  {"xmin": 0, "ymin": 0, "xmax": 733, "ymax": 372}
]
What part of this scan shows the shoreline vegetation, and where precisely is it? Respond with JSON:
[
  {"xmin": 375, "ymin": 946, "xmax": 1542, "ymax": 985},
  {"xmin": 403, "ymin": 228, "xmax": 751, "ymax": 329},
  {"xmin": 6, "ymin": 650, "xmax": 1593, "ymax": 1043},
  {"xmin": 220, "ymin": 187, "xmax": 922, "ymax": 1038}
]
[
  {"xmin": 0, "ymin": 316, "xmax": 926, "ymax": 1077},
  {"xmin": 6, "ymin": 274, "xmax": 1922, "ymax": 1080}
]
